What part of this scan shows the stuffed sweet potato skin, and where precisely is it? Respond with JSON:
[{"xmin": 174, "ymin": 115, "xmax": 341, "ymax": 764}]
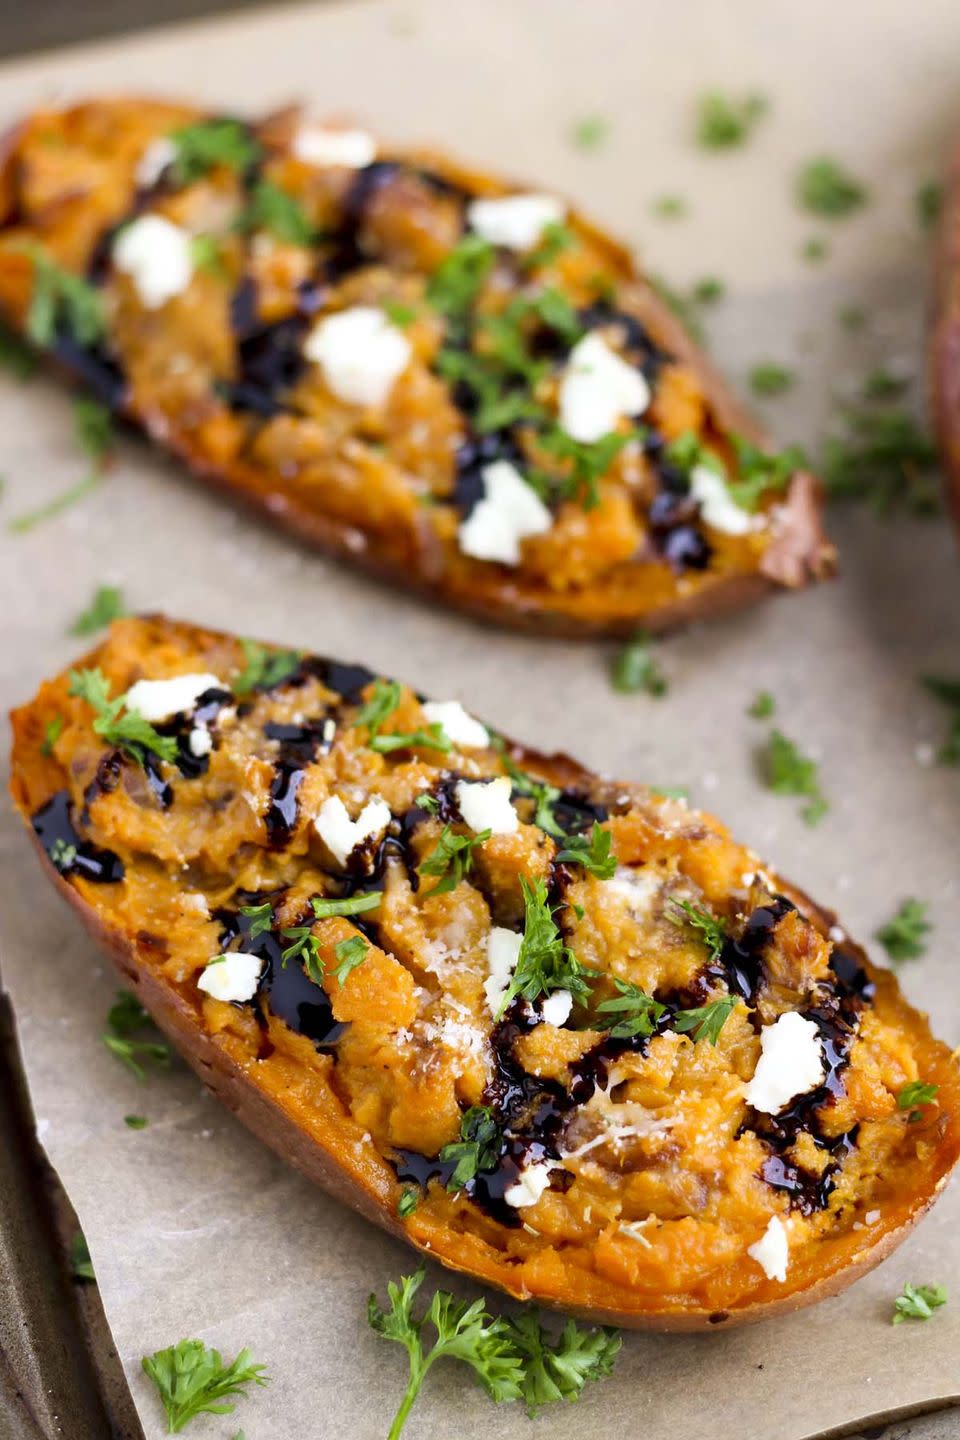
[
  {"xmin": 0, "ymin": 98, "xmax": 834, "ymax": 637},
  {"xmin": 10, "ymin": 618, "xmax": 959, "ymax": 1330}
]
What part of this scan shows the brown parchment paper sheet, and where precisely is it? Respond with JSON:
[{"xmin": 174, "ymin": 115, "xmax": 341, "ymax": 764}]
[{"xmin": 1, "ymin": 2, "xmax": 959, "ymax": 1436}]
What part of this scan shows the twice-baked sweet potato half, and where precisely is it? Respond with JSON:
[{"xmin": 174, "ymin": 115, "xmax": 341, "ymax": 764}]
[
  {"xmin": 10, "ymin": 617, "xmax": 957, "ymax": 1329},
  {"xmin": 0, "ymin": 99, "xmax": 833, "ymax": 635}
]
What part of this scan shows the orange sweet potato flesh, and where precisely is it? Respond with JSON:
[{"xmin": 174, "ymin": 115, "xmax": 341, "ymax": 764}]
[
  {"xmin": 10, "ymin": 616, "xmax": 958, "ymax": 1330},
  {"xmin": 0, "ymin": 98, "xmax": 834, "ymax": 636}
]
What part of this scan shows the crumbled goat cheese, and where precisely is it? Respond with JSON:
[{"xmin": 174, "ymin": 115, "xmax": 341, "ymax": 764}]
[
  {"xmin": 745, "ymin": 1011, "xmax": 824, "ymax": 1114},
  {"xmin": 456, "ymin": 776, "xmax": 518, "ymax": 835},
  {"xmin": 303, "ymin": 305, "xmax": 412, "ymax": 407},
  {"xmin": 503, "ymin": 1160, "xmax": 555, "ymax": 1209},
  {"xmin": 420, "ymin": 700, "xmax": 489, "ymax": 749},
  {"xmin": 688, "ymin": 462, "xmax": 757, "ymax": 536},
  {"xmin": 604, "ymin": 865, "xmax": 661, "ymax": 919},
  {"xmin": 467, "ymin": 193, "xmax": 566, "ymax": 250},
  {"xmin": 188, "ymin": 726, "xmax": 213, "ymax": 758},
  {"xmin": 293, "ymin": 125, "xmax": 377, "ymax": 168},
  {"xmin": 747, "ymin": 1215, "xmax": 789, "ymax": 1282},
  {"xmin": 540, "ymin": 990, "xmax": 573, "ymax": 1027},
  {"xmin": 135, "ymin": 136, "xmax": 176, "ymax": 188},
  {"xmin": 558, "ymin": 332, "xmax": 650, "ymax": 443},
  {"xmin": 865, "ymin": 1208, "xmax": 881, "ymax": 1225},
  {"xmin": 828, "ymin": 924, "xmax": 847, "ymax": 944},
  {"xmin": 112, "ymin": 215, "xmax": 194, "ymax": 309},
  {"xmin": 483, "ymin": 927, "xmax": 523, "ymax": 1014},
  {"xmin": 197, "ymin": 951, "xmax": 263, "ymax": 1003},
  {"xmin": 122, "ymin": 673, "xmax": 222, "ymax": 721},
  {"xmin": 314, "ymin": 794, "xmax": 391, "ymax": 867},
  {"xmin": 457, "ymin": 459, "xmax": 552, "ymax": 565}
]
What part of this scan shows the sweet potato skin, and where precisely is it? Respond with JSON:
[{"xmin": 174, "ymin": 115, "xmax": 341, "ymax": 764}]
[
  {"xmin": 0, "ymin": 98, "xmax": 834, "ymax": 637},
  {"xmin": 9, "ymin": 625, "xmax": 959, "ymax": 1331},
  {"xmin": 930, "ymin": 140, "xmax": 960, "ymax": 539}
]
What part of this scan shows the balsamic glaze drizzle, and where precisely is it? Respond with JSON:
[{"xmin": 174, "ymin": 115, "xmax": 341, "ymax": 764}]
[{"xmin": 32, "ymin": 790, "xmax": 124, "ymax": 883}]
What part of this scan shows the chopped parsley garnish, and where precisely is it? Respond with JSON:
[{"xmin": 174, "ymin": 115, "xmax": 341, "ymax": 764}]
[
  {"xmin": 727, "ymin": 434, "xmax": 805, "ymax": 512},
  {"xmin": 532, "ymin": 426, "xmax": 635, "ymax": 510},
  {"xmin": 169, "ymin": 118, "xmax": 261, "ymax": 185},
  {"xmin": 354, "ymin": 678, "xmax": 450, "ymax": 753},
  {"xmin": 673, "ymin": 995, "xmax": 738, "ymax": 1045},
  {"xmin": 15, "ymin": 242, "xmax": 105, "ymax": 348},
  {"xmin": 696, "ymin": 92, "xmax": 767, "ymax": 149},
  {"xmin": 651, "ymin": 194, "xmax": 688, "ymax": 220},
  {"xmin": 862, "ymin": 366, "xmax": 906, "ymax": 401},
  {"xmin": 141, "ymin": 1337, "xmax": 268, "ymax": 1433},
  {"xmin": 915, "ymin": 180, "xmax": 943, "ymax": 230},
  {"xmin": 748, "ymin": 690, "xmax": 775, "ymax": 719},
  {"xmin": 498, "ymin": 876, "xmax": 592, "ymax": 1016},
  {"xmin": 692, "ymin": 276, "xmax": 725, "ymax": 304},
  {"xmin": 50, "ymin": 837, "xmax": 77, "ymax": 872},
  {"xmin": 238, "ymin": 179, "xmax": 314, "ymax": 245},
  {"xmin": 41, "ymin": 714, "xmax": 64, "ymax": 756},
  {"xmin": 69, "ymin": 584, "xmax": 126, "ymax": 636},
  {"xmin": 555, "ymin": 823, "xmax": 617, "ymax": 880},
  {"xmin": 797, "ymin": 158, "xmax": 867, "ymax": 217},
  {"xmin": 837, "ymin": 304, "xmax": 866, "ymax": 330},
  {"xmin": 333, "ymin": 934, "xmax": 370, "ymax": 983},
  {"xmin": 897, "ymin": 1080, "xmax": 938, "ymax": 1122},
  {"xmin": 383, "ymin": 299, "xmax": 417, "ymax": 328},
  {"xmin": 501, "ymin": 758, "xmax": 566, "ymax": 838},
  {"xmin": 801, "ymin": 236, "xmax": 829, "ymax": 263},
  {"xmin": 427, "ymin": 235, "xmax": 495, "ymax": 318},
  {"xmin": 312, "ymin": 892, "xmax": 383, "ymax": 920},
  {"xmin": 355, "ymin": 678, "xmax": 401, "ymax": 735},
  {"xmin": 70, "ymin": 1231, "xmax": 95, "ymax": 1282},
  {"xmin": 570, "ymin": 115, "xmax": 610, "ymax": 151},
  {"xmin": 891, "ymin": 1282, "xmax": 947, "ymax": 1325},
  {"xmin": 669, "ymin": 900, "xmax": 727, "ymax": 963},
  {"xmin": 238, "ymin": 900, "xmax": 274, "ymax": 937},
  {"xmin": 0, "ymin": 321, "xmax": 38, "ymax": 379},
  {"xmin": 761, "ymin": 729, "xmax": 828, "ymax": 825},
  {"xmin": 594, "ymin": 979, "xmax": 666, "ymax": 1039},
  {"xmin": 438, "ymin": 1105, "xmax": 502, "ymax": 1191},
  {"xmin": 749, "ymin": 363, "xmax": 794, "ymax": 397},
  {"xmin": 414, "ymin": 792, "xmax": 440, "ymax": 813},
  {"xmin": 68, "ymin": 666, "xmax": 179, "ymax": 768},
  {"xmin": 279, "ymin": 926, "xmax": 324, "ymax": 984},
  {"xmin": 189, "ymin": 233, "xmax": 224, "ymax": 276},
  {"xmin": 368, "ymin": 1267, "xmax": 619, "ymax": 1438},
  {"xmin": 10, "ymin": 395, "xmax": 114, "ymax": 533},
  {"xmin": 874, "ymin": 899, "xmax": 931, "ymax": 963},
  {"xmin": 233, "ymin": 639, "xmax": 302, "ymax": 694},
  {"xmin": 611, "ymin": 631, "xmax": 667, "ymax": 696},
  {"xmin": 124, "ymin": 1114, "xmax": 149, "ymax": 1129},
  {"xmin": 522, "ymin": 220, "xmax": 576, "ymax": 271},
  {"xmin": 419, "ymin": 825, "xmax": 491, "ymax": 893},
  {"xmin": 371, "ymin": 725, "xmax": 452, "ymax": 755},
  {"xmin": 822, "ymin": 407, "xmax": 938, "ymax": 516},
  {"xmin": 397, "ymin": 1186, "xmax": 419, "ymax": 1218},
  {"xmin": 102, "ymin": 989, "xmax": 170, "ymax": 1081},
  {"xmin": 922, "ymin": 675, "xmax": 960, "ymax": 764}
]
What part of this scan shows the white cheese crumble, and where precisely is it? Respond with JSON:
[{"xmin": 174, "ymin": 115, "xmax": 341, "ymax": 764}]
[
  {"xmin": 540, "ymin": 990, "xmax": 573, "ymax": 1027},
  {"xmin": 420, "ymin": 700, "xmax": 489, "ymax": 750},
  {"xmin": 457, "ymin": 459, "xmax": 552, "ymax": 565},
  {"xmin": 688, "ymin": 463, "xmax": 756, "ymax": 536},
  {"xmin": 197, "ymin": 951, "xmax": 262, "ymax": 1003},
  {"xmin": 604, "ymin": 865, "xmax": 661, "ymax": 920},
  {"xmin": 503, "ymin": 1160, "xmax": 555, "ymax": 1209},
  {"xmin": 314, "ymin": 793, "xmax": 391, "ymax": 867},
  {"xmin": 558, "ymin": 333, "xmax": 650, "ymax": 443},
  {"xmin": 188, "ymin": 726, "xmax": 213, "ymax": 758},
  {"xmin": 747, "ymin": 1215, "xmax": 789, "ymax": 1282},
  {"xmin": 456, "ymin": 776, "xmax": 518, "ymax": 835},
  {"xmin": 865, "ymin": 1208, "xmax": 881, "ymax": 1225},
  {"xmin": 483, "ymin": 927, "xmax": 522, "ymax": 1014},
  {"xmin": 293, "ymin": 125, "xmax": 376, "ymax": 169},
  {"xmin": 303, "ymin": 305, "xmax": 411, "ymax": 407},
  {"xmin": 135, "ymin": 136, "xmax": 176, "ymax": 188},
  {"xmin": 122, "ymin": 673, "xmax": 222, "ymax": 721},
  {"xmin": 112, "ymin": 215, "xmax": 194, "ymax": 309},
  {"xmin": 467, "ymin": 193, "xmax": 566, "ymax": 250},
  {"xmin": 745, "ymin": 1011, "xmax": 825, "ymax": 1115}
]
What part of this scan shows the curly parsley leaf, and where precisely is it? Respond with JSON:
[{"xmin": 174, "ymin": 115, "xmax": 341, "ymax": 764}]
[
  {"xmin": 279, "ymin": 926, "xmax": 324, "ymax": 984},
  {"xmin": 68, "ymin": 666, "xmax": 179, "ymax": 768},
  {"xmin": 915, "ymin": 180, "xmax": 943, "ymax": 230},
  {"xmin": 351, "ymin": 672, "xmax": 450, "ymax": 753},
  {"xmin": 41, "ymin": 714, "xmax": 64, "ymax": 756},
  {"xmin": 761, "ymin": 728, "xmax": 828, "ymax": 825},
  {"xmin": 501, "ymin": 1310, "xmax": 621, "ymax": 1416},
  {"xmin": 501, "ymin": 758, "xmax": 565, "ymax": 838},
  {"xmin": 237, "ymin": 179, "xmax": 315, "ymax": 245},
  {"xmin": 499, "ymin": 876, "xmax": 592, "ymax": 1017},
  {"xmin": 749, "ymin": 362, "xmax": 794, "ymax": 397},
  {"xmin": 727, "ymin": 435, "xmax": 806, "ymax": 511},
  {"xmin": 532, "ymin": 426, "xmax": 635, "ymax": 510},
  {"xmin": 697, "ymin": 92, "xmax": 767, "ymax": 149},
  {"xmin": 897, "ymin": 1080, "xmax": 938, "ymax": 1122},
  {"xmin": 427, "ymin": 235, "xmax": 495, "ymax": 318},
  {"xmin": 141, "ymin": 1337, "xmax": 267, "ymax": 1432},
  {"xmin": 673, "ymin": 995, "xmax": 737, "ymax": 1045},
  {"xmin": 419, "ymin": 825, "xmax": 491, "ymax": 894},
  {"xmin": 69, "ymin": 584, "xmax": 127, "ymax": 637},
  {"xmin": 169, "ymin": 118, "xmax": 261, "ymax": 186},
  {"xmin": 875, "ymin": 899, "xmax": 931, "ymax": 964},
  {"xmin": 50, "ymin": 837, "xmax": 77, "ymax": 872},
  {"xmin": 14, "ymin": 242, "xmax": 105, "ymax": 348},
  {"xmin": 233, "ymin": 639, "xmax": 302, "ymax": 695},
  {"xmin": 922, "ymin": 675, "xmax": 960, "ymax": 764},
  {"xmin": 611, "ymin": 631, "xmax": 667, "ymax": 696},
  {"xmin": 797, "ymin": 157, "xmax": 868, "ymax": 217},
  {"xmin": 439, "ymin": 1105, "xmax": 503, "ymax": 1191},
  {"xmin": 397, "ymin": 1186, "xmax": 419, "ymax": 1218},
  {"xmin": 333, "ymin": 934, "xmax": 370, "ymax": 983},
  {"xmin": 822, "ymin": 408, "xmax": 938, "ymax": 516},
  {"xmin": 669, "ymin": 900, "xmax": 727, "ymax": 963},
  {"xmin": 102, "ymin": 989, "xmax": 170, "ymax": 1081},
  {"xmin": 594, "ymin": 978, "xmax": 666, "ymax": 1039},
  {"xmin": 239, "ymin": 900, "xmax": 274, "ymax": 937},
  {"xmin": 748, "ymin": 690, "xmax": 775, "ymax": 719},
  {"xmin": 892, "ymin": 1282, "xmax": 947, "ymax": 1325},
  {"xmin": 555, "ymin": 824, "xmax": 617, "ymax": 880}
]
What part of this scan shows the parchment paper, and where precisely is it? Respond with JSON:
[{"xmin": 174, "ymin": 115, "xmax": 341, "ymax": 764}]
[{"xmin": 1, "ymin": 3, "xmax": 959, "ymax": 1437}]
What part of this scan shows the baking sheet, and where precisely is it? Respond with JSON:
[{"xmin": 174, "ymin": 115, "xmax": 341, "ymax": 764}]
[{"xmin": 1, "ymin": 2, "xmax": 959, "ymax": 1436}]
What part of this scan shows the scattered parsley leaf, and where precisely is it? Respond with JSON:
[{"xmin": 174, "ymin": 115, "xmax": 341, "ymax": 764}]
[
  {"xmin": 801, "ymin": 236, "xmax": 829, "ymax": 263},
  {"xmin": 862, "ymin": 366, "xmax": 907, "ymax": 402},
  {"xmin": 415, "ymin": 792, "xmax": 440, "ymax": 813},
  {"xmin": 570, "ymin": 115, "xmax": 610, "ymax": 151},
  {"xmin": 169, "ymin": 118, "xmax": 261, "ymax": 185},
  {"xmin": 239, "ymin": 900, "xmax": 274, "ymax": 938},
  {"xmin": 697, "ymin": 92, "xmax": 767, "ymax": 149},
  {"xmin": 383, "ymin": 299, "xmax": 417, "ymax": 328},
  {"xmin": 233, "ymin": 639, "xmax": 302, "ymax": 694},
  {"xmin": 922, "ymin": 675, "xmax": 960, "ymax": 764},
  {"xmin": 499, "ymin": 1311, "xmax": 621, "ymax": 1417},
  {"xmin": 522, "ymin": 220, "xmax": 576, "ymax": 271},
  {"xmin": 532, "ymin": 426, "xmax": 634, "ymax": 510},
  {"xmin": 897, "ymin": 1080, "xmax": 938, "ymax": 1122},
  {"xmin": 875, "ymin": 899, "xmax": 931, "ymax": 963},
  {"xmin": 669, "ymin": 900, "xmax": 727, "ymax": 962},
  {"xmin": 611, "ymin": 631, "xmax": 667, "ymax": 696},
  {"xmin": 397, "ymin": 1186, "xmax": 419, "ymax": 1218},
  {"xmin": 651, "ymin": 194, "xmax": 687, "ymax": 220},
  {"xmin": 102, "ymin": 989, "xmax": 170, "ymax": 1081},
  {"xmin": 124, "ymin": 1113, "xmax": 149, "ymax": 1129},
  {"xmin": 189, "ymin": 233, "xmax": 224, "ymax": 276},
  {"xmin": 761, "ymin": 729, "xmax": 828, "ymax": 825},
  {"xmin": 673, "ymin": 994, "xmax": 737, "ymax": 1045},
  {"xmin": 68, "ymin": 666, "xmax": 179, "ymax": 768},
  {"xmin": 419, "ymin": 825, "xmax": 491, "ymax": 894},
  {"xmin": 594, "ymin": 978, "xmax": 666, "ymax": 1039},
  {"xmin": 692, "ymin": 276, "xmax": 725, "ymax": 304},
  {"xmin": 915, "ymin": 181, "xmax": 943, "ymax": 230},
  {"xmin": 0, "ymin": 321, "xmax": 38, "ymax": 379},
  {"xmin": 501, "ymin": 759, "xmax": 566, "ymax": 838},
  {"xmin": 14, "ymin": 242, "xmax": 105, "ymax": 348},
  {"xmin": 280, "ymin": 926, "xmax": 324, "ymax": 984},
  {"xmin": 797, "ymin": 158, "xmax": 867, "ymax": 217},
  {"xmin": 70, "ymin": 1231, "xmax": 95, "ymax": 1282},
  {"xmin": 748, "ymin": 690, "xmax": 775, "ymax": 719},
  {"xmin": 349, "ymin": 677, "xmax": 444, "ymax": 752},
  {"xmin": 69, "ymin": 584, "xmax": 127, "ymax": 636},
  {"xmin": 498, "ymin": 876, "xmax": 592, "ymax": 1016},
  {"xmin": 311, "ymin": 892, "xmax": 383, "ymax": 920},
  {"xmin": 427, "ymin": 235, "xmax": 495, "ymax": 318},
  {"xmin": 555, "ymin": 823, "xmax": 617, "ymax": 880},
  {"xmin": 892, "ymin": 1282, "xmax": 947, "ymax": 1325},
  {"xmin": 727, "ymin": 434, "xmax": 806, "ymax": 511},
  {"xmin": 355, "ymin": 679, "xmax": 402, "ymax": 736},
  {"xmin": 837, "ymin": 304, "xmax": 866, "ymax": 330},
  {"xmin": 333, "ymin": 934, "xmax": 370, "ymax": 983},
  {"xmin": 439, "ymin": 1105, "xmax": 503, "ymax": 1191},
  {"xmin": 141, "ymin": 1337, "xmax": 267, "ymax": 1433},
  {"xmin": 822, "ymin": 407, "xmax": 938, "ymax": 516},
  {"xmin": 238, "ymin": 179, "xmax": 314, "ymax": 244},
  {"xmin": 749, "ymin": 362, "xmax": 794, "ymax": 397},
  {"xmin": 106, "ymin": 991, "xmax": 151, "ymax": 1035},
  {"xmin": 50, "ymin": 837, "xmax": 77, "ymax": 872},
  {"xmin": 371, "ymin": 724, "xmax": 452, "ymax": 755},
  {"xmin": 41, "ymin": 714, "xmax": 64, "ymax": 756}
]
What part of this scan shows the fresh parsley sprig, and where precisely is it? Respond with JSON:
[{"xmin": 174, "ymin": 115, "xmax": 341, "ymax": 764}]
[
  {"xmin": 438, "ymin": 1106, "xmax": 503, "ymax": 1191},
  {"xmin": 501, "ymin": 759, "xmax": 565, "ymax": 838},
  {"xmin": 333, "ymin": 934, "xmax": 370, "ymax": 983},
  {"xmin": 427, "ymin": 235, "xmax": 495, "ymax": 318},
  {"xmin": 499, "ymin": 1311, "xmax": 621, "ymax": 1417},
  {"xmin": 233, "ymin": 639, "xmax": 302, "ymax": 695},
  {"xmin": 875, "ymin": 899, "xmax": 931, "ymax": 963},
  {"xmin": 69, "ymin": 584, "xmax": 127, "ymax": 637},
  {"xmin": 761, "ymin": 729, "xmax": 828, "ymax": 825},
  {"xmin": 237, "ymin": 179, "xmax": 315, "ymax": 245},
  {"xmin": 922, "ymin": 675, "xmax": 960, "ymax": 764},
  {"xmin": 239, "ymin": 900, "xmax": 274, "ymax": 937},
  {"xmin": 697, "ymin": 92, "xmax": 767, "ymax": 149},
  {"xmin": 169, "ymin": 118, "xmax": 261, "ymax": 186},
  {"xmin": 68, "ymin": 666, "xmax": 179, "ymax": 768},
  {"xmin": 594, "ymin": 979, "xmax": 666, "ymax": 1039},
  {"xmin": 891, "ymin": 1282, "xmax": 947, "ymax": 1325},
  {"xmin": 282, "ymin": 894, "xmax": 381, "ymax": 982},
  {"xmin": 797, "ymin": 157, "xmax": 868, "ymax": 217},
  {"xmin": 555, "ymin": 823, "xmax": 616, "ymax": 880},
  {"xmin": 419, "ymin": 825, "xmax": 491, "ymax": 894},
  {"xmin": 498, "ymin": 877, "xmax": 592, "ymax": 1017},
  {"xmin": 101, "ymin": 990, "xmax": 170, "ymax": 1081},
  {"xmin": 611, "ymin": 631, "xmax": 667, "ymax": 696},
  {"xmin": 822, "ymin": 408, "xmax": 938, "ymax": 516},
  {"xmin": 669, "ymin": 901, "xmax": 727, "ymax": 963},
  {"xmin": 279, "ymin": 926, "xmax": 324, "ymax": 983},
  {"xmin": 141, "ymin": 1337, "xmax": 267, "ymax": 1432},
  {"xmin": 673, "ymin": 995, "xmax": 738, "ymax": 1045},
  {"xmin": 13, "ymin": 242, "xmax": 105, "ymax": 348},
  {"xmin": 897, "ymin": 1080, "xmax": 938, "ymax": 1122}
]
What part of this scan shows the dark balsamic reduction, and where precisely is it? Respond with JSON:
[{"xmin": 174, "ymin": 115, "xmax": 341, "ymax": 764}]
[
  {"xmin": 225, "ymin": 314, "xmax": 309, "ymax": 417},
  {"xmin": 263, "ymin": 717, "xmax": 334, "ymax": 848},
  {"xmin": 326, "ymin": 161, "xmax": 466, "ymax": 282},
  {"xmin": 32, "ymin": 790, "xmax": 124, "ymax": 883},
  {"xmin": 51, "ymin": 333, "xmax": 126, "ymax": 409}
]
